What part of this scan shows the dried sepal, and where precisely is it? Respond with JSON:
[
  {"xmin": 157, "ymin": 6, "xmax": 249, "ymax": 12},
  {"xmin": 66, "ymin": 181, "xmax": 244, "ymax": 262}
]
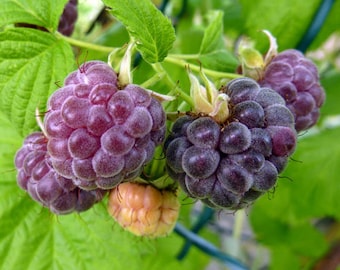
[{"xmin": 117, "ymin": 42, "xmax": 134, "ymax": 87}]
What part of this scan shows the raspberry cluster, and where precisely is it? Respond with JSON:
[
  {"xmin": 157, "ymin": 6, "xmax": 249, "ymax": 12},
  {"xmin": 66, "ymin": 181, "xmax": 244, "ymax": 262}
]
[
  {"xmin": 165, "ymin": 78, "xmax": 296, "ymax": 210},
  {"xmin": 14, "ymin": 60, "xmax": 167, "ymax": 216},
  {"xmin": 45, "ymin": 61, "xmax": 165, "ymax": 190},
  {"xmin": 259, "ymin": 49, "xmax": 325, "ymax": 132},
  {"xmin": 15, "ymin": 132, "xmax": 106, "ymax": 214},
  {"xmin": 58, "ymin": 0, "xmax": 78, "ymax": 36}
]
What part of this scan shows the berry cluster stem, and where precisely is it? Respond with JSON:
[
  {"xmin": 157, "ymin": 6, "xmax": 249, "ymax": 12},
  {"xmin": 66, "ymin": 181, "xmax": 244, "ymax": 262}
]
[
  {"xmin": 165, "ymin": 55, "xmax": 243, "ymax": 80},
  {"xmin": 151, "ymin": 63, "xmax": 194, "ymax": 108},
  {"xmin": 223, "ymin": 209, "xmax": 246, "ymax": 260}
]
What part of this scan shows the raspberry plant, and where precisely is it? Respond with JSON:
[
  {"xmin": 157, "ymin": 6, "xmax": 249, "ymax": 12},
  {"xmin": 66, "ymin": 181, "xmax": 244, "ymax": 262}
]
[{"xmin": 1, "ymin": 0, "xmax": 340, "ymax": 270}]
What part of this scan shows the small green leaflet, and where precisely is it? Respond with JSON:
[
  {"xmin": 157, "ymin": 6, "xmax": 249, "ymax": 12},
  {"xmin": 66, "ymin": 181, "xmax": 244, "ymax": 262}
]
[
  {"xmin": 239, "ymin": 0, "xmax": 320, "ymax": 50},
  {"xmin": 199, "ymin": 10, "xmax": 225, "ymax": 56},
  {"xmin": 103, "ymin": 0, "xmax": 176, "ymax": 63},
  {"xmin": 199, "ymin": 10, "xmax": 238, "ymax": 71},
  {"xmin": 0, "ymin": 0, "xmax": 68, "ymax": 31},
  {"xmin": 0, "ymin": 28, "xmax": 75, "ymax": 137}
]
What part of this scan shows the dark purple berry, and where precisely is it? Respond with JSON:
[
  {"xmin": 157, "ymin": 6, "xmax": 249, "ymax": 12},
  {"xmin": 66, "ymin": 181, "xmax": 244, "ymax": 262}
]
[
  {"xmin": 165, "ymin": 77, "xmax": 297, "ymax": 210},
  {"xmin": 260, "ymin": 49, "xmax": 325, "ymax": 131}
]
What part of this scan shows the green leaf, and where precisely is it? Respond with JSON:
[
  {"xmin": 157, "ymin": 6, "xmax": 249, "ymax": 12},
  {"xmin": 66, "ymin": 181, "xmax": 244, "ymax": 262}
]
[
  {"xmin": 0, "ymin": 112, "xmax": 22, "ymax": 177},
  {"xmin": 250, "ymin": 196, "xmax": 328, "ymax": 268},
  {"xmin": 0, "ymin": 188, "xmax": 145, "ymax": 270},
  {"xmin": 285, "ymin": 127, "xmax": 340, "ymax": 219},
  {"xmin": 270, "ymin": 246, "xmax": 300, "ymax": 270},
  {"xmin": 251, "ymin": 126, "xmax": 340, "ymax": 222},
  {"xmin": 320, "ymin": 69, "xmax": 340, "ymax": 117},
  {"xmin": 103, "ymin": 0, "xmax": 176, "ymax": 63},
  {"xmin": 255, "ymin": 126, "xmax": 340, "ymax": 222},
  {"xmin": 0, "ymin": 0, "xmax": 68, "ymax": 31},
  {"xmin": 198, "ymin": 10, "xmax": 238, "ymax": 71},
  {"xmin": 0, "ymin": 28, "xmax": 75, "ymax": 136},
  {"xmin": 239, "ymin": 0, "xmax": 320, "ymax": 51},
  {"xmin": 199, "ymin": 10, "xmax": 224, "ymax": 55},
  {"xmin": 199, "ymin": 50, "xmax": 238, "ymax": 72}
]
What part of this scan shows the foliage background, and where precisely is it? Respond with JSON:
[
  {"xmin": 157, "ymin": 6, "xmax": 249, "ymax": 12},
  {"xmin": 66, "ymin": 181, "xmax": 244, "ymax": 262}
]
[{"xmin": 0, "ymin": 0, "xmax": 340, "ymax": 269}]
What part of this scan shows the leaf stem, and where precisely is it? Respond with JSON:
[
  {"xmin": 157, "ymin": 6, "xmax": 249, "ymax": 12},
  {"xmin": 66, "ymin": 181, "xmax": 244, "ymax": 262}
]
[
  {"xmin": 226, "ymin": 209, "xmax": 246, "ymax": 259},
  {"xmin": 140, "ymin": 72, "xmax": 165, "ymax": 89},
  {"xmin": 147, "ymin": 146, "xmax": 165, "ymax": 180},
  {"xmin": 168, "ymin": 53, "xmax": 199, "ymax": 60},
  {"xmin": 165, "ymin": 55, "xmax": 243, "ymax": 80},
  {"xmin": 233, "ymin": 209, "xmax": 245, "ymax": 240},
  {"xmin": 151, "ymin": 63, "xmax": 194, "ymax": 108},
  {"xmin": 55, "ymin": 32, "xmax": 117, "ymax": 53},
  {"xmin": 151, "ymin": 62, "xmax": 176, "ymax": 89}
]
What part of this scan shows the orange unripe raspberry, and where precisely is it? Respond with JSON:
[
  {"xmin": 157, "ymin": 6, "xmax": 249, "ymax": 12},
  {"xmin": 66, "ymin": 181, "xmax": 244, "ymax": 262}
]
[{"xmin": 108, "ymin": 182, "xmax": 180, "ymax": 238}]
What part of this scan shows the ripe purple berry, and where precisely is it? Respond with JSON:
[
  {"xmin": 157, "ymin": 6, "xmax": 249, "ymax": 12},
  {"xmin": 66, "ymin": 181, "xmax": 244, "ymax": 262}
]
[
  {"xmin": 44, "ymin": 61, "xmax": 166, "ymax": 190},
  {"xmin": 14, "ymin": 132, "xmax": 106, "ymax": 214},
  {"xmin": 165, "ymin": 78, "xmax": 297, "ymax": 210},
  {"xmin": 58, "ymin": 0, "xmax": 78, "ymax": 36}
]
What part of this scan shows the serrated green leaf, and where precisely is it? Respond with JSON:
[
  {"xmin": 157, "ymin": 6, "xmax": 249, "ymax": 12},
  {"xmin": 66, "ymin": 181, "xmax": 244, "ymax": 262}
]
[
  {"xmin": 103, "ymin": 0, "xmax": 175, "ymax": 63},
  {"xmin": 0, "ymin": 113, "xmax": 22, "ymax": 180},
  {"xmin": 0, "ymin": 28, "xmax": 75, "ymax": 137},
  {"xmin": 0, "ymin": 189, "xmax": 145, "ymax": 270},
  {"xmin": 198, "ymin": 10, "xmax": 238, "ymax": 71},
  {"xmin": 0, "ymin": 0, "xmax": 68, "ymax": 31},
  {"xmin": 239, "ymin": 0, "xmax": 320, "ymax": 51}
]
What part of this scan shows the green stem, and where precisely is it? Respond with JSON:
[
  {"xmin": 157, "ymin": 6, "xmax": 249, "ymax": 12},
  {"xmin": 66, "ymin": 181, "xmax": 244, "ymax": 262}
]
[
  {"xmin": 233, "ymin": 209, "xmax": 245, "ymax": 240},
  {"xmin": 222, "ymin": 209, "xmax": 246, "ymax": 260},
  {"xmin": 174, "ymin": 88, "xmax": 194, "ymax": 108},
  {"xmin": 151, "ymin": 63, "xmax": 194, "ymax": 108},
  {"xmin": 140, "ymin": 72, "xmax": 165, "ymax": 89},
  {"xmin": 143, "ymin": 145, "xmax": 167, "ymax": 185},
  {"xmin": 151, "ymin": 62, "xmax": 177, "ymax": 89},
  {"xmin": 165, "ymin": 55, "xmax": 243, "ymax": 80},
  {"xmin": 55, "ymin": 32, "xmax": 117, "ymax": 53},
  {"xmin": 168, "ymin": 53, "xmax": 199, "ymax": 60}
]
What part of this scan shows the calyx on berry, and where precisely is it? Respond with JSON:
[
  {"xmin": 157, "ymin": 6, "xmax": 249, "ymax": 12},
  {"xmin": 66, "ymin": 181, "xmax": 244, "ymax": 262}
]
[
  {"xmin": 237, "ymin": 30, "xmax": 278, "ymax": 80},
  {"xmin": 189, "ymin": 69, "xmax": 230, "ymax": 123}
]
